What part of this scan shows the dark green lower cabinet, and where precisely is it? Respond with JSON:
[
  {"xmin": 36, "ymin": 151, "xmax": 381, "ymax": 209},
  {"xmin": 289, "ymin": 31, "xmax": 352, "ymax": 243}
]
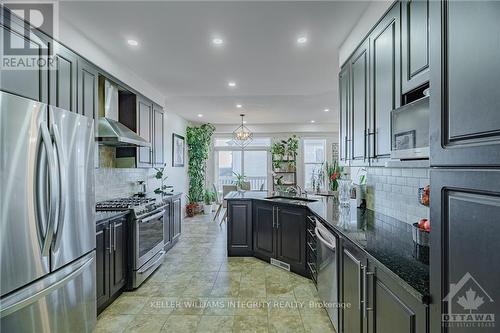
[
  {"xmin": 96, "ymin": 216, "xmax": 128, "ymax": 314},
  {"xmin": 341, "ymin": 239, "xmax": 427, "ymax": 333},
  {"xmin": 253, "ymin": 202, "xmax": 276, "ymax": 259},
  {"xmin": 227, "ymin": 200, "xmax": 308, "ymax": 276},
  {"xmin": 342, "ymin": 242, "xmax": 367, "ymax": 333},
  {"xmin": 276, "ymin": 206, "xmax": 306, "ymax": 274},
  {"xmin": 370, "ymin": 268, "xmax": 427, "ymax": 333}
]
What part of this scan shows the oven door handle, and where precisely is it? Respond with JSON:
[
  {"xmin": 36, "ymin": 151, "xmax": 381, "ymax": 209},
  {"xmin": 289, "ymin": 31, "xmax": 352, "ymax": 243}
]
[{"xmin": 140, "ymin": 211, "xmax": 164, "ymax": 223}]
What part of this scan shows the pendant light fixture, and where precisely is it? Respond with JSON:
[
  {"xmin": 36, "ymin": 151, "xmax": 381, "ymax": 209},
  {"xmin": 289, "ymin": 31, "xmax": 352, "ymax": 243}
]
[{"xmin": 232, "ymin": 114, "xmax": 253, "ymax": 148}]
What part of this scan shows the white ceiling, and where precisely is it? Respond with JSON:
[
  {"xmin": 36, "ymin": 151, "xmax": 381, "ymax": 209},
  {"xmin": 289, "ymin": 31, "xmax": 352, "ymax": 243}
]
[{"xmin": 59, "ymin": 1, "xmax": 370, "ymax": 125}]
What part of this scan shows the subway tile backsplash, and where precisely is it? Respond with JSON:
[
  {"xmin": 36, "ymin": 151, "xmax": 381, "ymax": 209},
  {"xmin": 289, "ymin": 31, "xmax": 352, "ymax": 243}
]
[
  {"xmin": 94, "ymin": 168, "xmax": 161, "ymax": 202},
  {"xmin": 352, "ymin": 167, "xmax": 430, "ymax": 225}
]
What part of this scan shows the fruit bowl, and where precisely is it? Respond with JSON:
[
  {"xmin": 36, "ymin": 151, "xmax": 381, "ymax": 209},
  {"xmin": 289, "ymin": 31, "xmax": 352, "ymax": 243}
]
[{"xmin": 412, "ymin": 223, "xmax": 430, "ymax": 247}]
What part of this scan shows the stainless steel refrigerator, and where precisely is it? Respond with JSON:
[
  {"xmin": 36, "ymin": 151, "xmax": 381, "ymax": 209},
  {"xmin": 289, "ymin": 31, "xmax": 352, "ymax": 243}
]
[{"xmin": 0, "ymin": 91, "xmax": 96, "ymax": 332}]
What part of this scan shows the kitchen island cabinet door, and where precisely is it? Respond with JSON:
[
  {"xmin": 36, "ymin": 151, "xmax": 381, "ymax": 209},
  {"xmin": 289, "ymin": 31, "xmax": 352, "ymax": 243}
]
[
  {"xmin": 276, "ymin": 206, "xmax": 306, "ymax": 275},
  {"xmin": 430, "ymin": 0, "xmax": 500, "ymax": 166},
  {"xmin": 253, "ymin": 201, "xmax": 276, "ymax": 259},
  {"xmin": 227, "ymin": 200, "xmax": 253, "ymax": 256}
]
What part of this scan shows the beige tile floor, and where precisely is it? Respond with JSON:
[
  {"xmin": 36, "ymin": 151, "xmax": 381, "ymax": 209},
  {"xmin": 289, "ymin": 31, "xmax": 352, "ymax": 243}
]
[{"xmin": 95, "ymin": 213, "xmax": 335, "ymax": 333}]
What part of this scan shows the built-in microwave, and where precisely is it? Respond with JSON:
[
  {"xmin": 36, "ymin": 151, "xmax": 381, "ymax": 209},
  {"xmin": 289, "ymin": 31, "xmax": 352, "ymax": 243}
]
[{"xmin": 390, "ymin": 95, "xmax": 429, "ymax": 160}]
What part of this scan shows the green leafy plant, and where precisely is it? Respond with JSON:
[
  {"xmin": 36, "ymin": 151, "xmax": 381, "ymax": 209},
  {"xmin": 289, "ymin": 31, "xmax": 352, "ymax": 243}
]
[
  {"xmin": 204, "ymin": 189, "xmax": 217, "ymax": 204},
  {"xmin": 232, "ymin": 172, "xmax": 247, "ymax": 188},
  {"xmin": 286, "ymin": 135, "xmax": 299, "ymax": 157},
  {"xmin": 186, "ymin": 123, "xmax": 215, "ymax": 203},
  {"xmin": 271, "ymin": 141, "xmax": 286, "ymax": 161},
  {"xmin": 153, "ymin": 164, "xmax": 174, "ymax": 196}
]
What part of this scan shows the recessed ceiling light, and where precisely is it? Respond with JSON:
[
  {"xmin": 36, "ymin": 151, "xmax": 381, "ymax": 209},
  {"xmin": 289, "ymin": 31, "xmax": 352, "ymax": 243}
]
[
  {"xmin": 324, "ymin": 108, "xmax": 330, "ymax": 112},
  {"xmin": 127, "ymin": 39, "xmax": 138, "ymax": 46},
  {"xmin": 236, "ymin": 104, "xmax": 242, "ymax": 108},
  {"xmin": 310, "ymin": 120, "xmax": 315, "ymax": 123},
  {"xmin": 227, "ymin": 81, "xmax": 236, "ymax": 88},
  {"xmin": 212, "ymin": 37, "xmax": 224, "ymax": 46},
  {"xmin": 197, "ymin": 114, "xmax": 203, "ymax": 118},
  {"xmin": 297, "ymin": 36, "xmax": 308, "ymax": 44}
]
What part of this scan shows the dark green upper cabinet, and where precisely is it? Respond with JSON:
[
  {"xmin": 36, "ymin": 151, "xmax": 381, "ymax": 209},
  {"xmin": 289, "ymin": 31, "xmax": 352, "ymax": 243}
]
[
  {"xmin": 350, "ymin": 40, "xmax": 369, "ymax": 165},
  {"xmin": 401, "ymin": 0, "xmax": 429, "ymax": 93},
  {"xmin": 339, "ymin": 65, "xmax": 351, "ymax": 164},
  {"xmin": 50, "ymin": 42, "xmax": 78, "ymax": 112},
  {"xmin": 369, "ymin": 3, "xmax": 401, "ymax": 161},
  {"xmin": 78, "ymin": 58, "xmax": 98, "ymax": 119},
  {"xmin": 0, "ymin": 12, "xmax": 49, "ymax": 103},
  {"xmin": 136, "ymin": 96, "xmax": 153, "ymax": 167},
  {"xmin": 430, "ymin": 0, "xmax": 500, "ymax": 166},
  {"xmin": 153, "ymin": 104, "xmax": 165, "ymax": 167}
]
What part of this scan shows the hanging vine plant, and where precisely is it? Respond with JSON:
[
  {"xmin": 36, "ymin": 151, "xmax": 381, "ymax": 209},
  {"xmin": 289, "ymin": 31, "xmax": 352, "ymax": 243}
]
[{"xmin": 186, "ymin": 123, "xmax": 215, "ymax": 203}]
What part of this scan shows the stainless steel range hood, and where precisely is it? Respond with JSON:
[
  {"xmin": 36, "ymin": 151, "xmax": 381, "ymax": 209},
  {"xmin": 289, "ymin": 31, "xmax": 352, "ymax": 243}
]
[
  {"xmin": 97, "ymin": 79, "xmax": 151, "ymax": 148},
  {"xmin": 97, "ymin": 117, "xmax": 151, "ymax": 147}
]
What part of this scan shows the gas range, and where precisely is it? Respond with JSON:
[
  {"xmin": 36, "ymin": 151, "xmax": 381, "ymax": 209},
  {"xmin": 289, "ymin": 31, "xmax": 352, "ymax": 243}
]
[{"xmin": 96, "ymin": 197, "xmax": 165, "ymax": 219}]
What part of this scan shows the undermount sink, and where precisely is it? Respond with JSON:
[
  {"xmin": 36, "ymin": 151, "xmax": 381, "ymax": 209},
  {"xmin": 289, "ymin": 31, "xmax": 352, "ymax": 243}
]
[{"xmin": 265, "ymin": 196, "xmax": 318, "ymax": 203}]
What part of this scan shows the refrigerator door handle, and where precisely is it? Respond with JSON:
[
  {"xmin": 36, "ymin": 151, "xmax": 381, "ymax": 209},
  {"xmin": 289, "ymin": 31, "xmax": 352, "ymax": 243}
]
[
  {"xmin": 51, "ymin": 124, "xmax": 67, "ymax": 252},
  {"xmin": 39, "ymin": 121, "xmax": 58, "ymax": 257},
  {"xmin": 0, "ymin": 252, "xmax": 94, "ymax": 318}
]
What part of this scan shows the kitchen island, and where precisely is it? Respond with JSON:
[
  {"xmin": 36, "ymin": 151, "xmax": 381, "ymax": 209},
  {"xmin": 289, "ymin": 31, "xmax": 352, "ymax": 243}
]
[{"xmin": 225, "ymin": 190, "xmax": 430, "ymax": 333}]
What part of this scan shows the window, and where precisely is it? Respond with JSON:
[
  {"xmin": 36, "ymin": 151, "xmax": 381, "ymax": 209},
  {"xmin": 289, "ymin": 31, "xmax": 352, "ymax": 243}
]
[
  {"xmin": 303, "ymin": 139, "xmax": 326, "ymax": 190},
  {"xmin": 214, "ymin": 137, "xmax": 270, "ymax": 192}
]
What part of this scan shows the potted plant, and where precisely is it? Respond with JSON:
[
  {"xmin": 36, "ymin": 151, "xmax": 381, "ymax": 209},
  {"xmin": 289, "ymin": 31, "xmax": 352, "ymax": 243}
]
[
  {"xmin": 203, "ymin": 189, "xmax": 216, "ymax": 214},
  {"xmin": 153, "ymin": 164, "xmax": 174, "ymax": 198},
  {"xmin": 271, "ymin": 141, "xmax": 286, "ymax": 170},
  {"xmin": 233, "ymin": 172, "xmax": 247, "ymax": 192},
  {"xmin": 186, "ymin": 195, "xmax": 197, "ymax": 217}
]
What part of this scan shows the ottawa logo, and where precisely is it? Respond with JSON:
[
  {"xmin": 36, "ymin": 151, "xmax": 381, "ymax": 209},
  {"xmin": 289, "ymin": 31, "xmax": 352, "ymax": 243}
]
[{"xmin": 442, "ymin": 272, "xmax": 495, "ymax": 329}]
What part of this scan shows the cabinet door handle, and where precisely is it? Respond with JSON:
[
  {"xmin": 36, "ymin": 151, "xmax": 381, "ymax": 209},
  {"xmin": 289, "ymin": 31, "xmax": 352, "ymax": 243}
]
[
  {"xmin": 113, "ymin": 223, "xmax": 117, "ymax": 252},
  {"xmin": 108, "ymin": 225, "xmax": 112, "ymax": 254},
  {"xmin": 363, "ymin": 267, "xmax": 374, "ymax": 318},
  {"xmin": 272, "ymin": 206, "xmax": 275, "ymax": 228},
  {"xmin": 276, "ymin": 207, "xmax": 279, "ymax": 229}
]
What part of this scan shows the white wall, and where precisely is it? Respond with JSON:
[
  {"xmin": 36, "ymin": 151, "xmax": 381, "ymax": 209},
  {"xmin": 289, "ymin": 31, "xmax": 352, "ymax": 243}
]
[
  {"xmin": 338, "ymin": 0, "xmax": 393, "ymax": 67},
  {"xmin": 163, "ymin": 112, "xmax": 190, "ymax": 214}
]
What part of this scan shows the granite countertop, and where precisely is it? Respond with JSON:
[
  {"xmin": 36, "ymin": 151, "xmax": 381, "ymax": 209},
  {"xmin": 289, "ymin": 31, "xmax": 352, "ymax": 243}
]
[
  {"xmin": 95, "ymin": 211, "xmax": 129, "ymax": 224},
  {"xmin": 225, "ymin": 191, "xmax": 430, "ymax": 303}
]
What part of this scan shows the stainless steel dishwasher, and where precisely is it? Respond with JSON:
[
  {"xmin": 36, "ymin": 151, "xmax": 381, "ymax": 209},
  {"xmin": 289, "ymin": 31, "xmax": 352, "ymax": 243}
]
[{"xmin": 315, "ymin": 218, "xmax": 339, "ymax": 331}]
